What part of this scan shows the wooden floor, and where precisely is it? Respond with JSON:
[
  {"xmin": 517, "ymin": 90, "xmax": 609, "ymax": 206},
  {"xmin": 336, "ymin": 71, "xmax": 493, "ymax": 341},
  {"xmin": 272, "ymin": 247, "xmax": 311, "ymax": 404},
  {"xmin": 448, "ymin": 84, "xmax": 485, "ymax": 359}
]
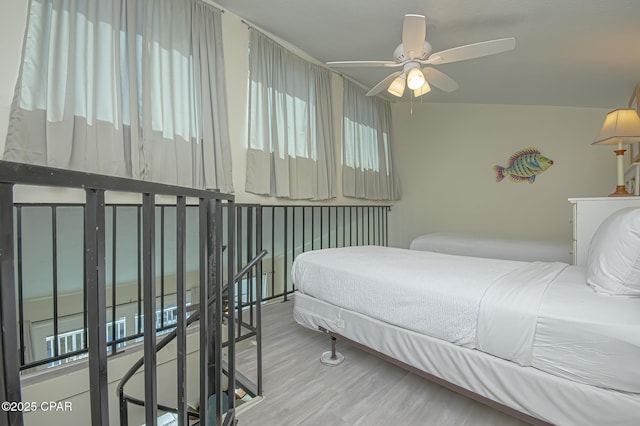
[{"xmin": 235, "ymin": 298, "xmax": 527, "ymax": 426}]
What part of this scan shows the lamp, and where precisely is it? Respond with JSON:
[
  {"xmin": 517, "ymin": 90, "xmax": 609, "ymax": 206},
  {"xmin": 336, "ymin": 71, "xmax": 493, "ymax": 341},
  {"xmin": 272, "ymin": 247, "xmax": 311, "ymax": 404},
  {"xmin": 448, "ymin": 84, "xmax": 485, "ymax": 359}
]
[
  {"xmin": 387, "ymin": 74, "xmax": 406, "ymax": 97},
  {"xmin": 593, "ymin": 108, "xmax": 640, "ymax": 196},
  {"xmin": 413, "ymin": 80, "xmax": 431, "ymax": 97},
  {"xmin": 406, "ymin": 67, "xmax": 425, "ymax": 90}
]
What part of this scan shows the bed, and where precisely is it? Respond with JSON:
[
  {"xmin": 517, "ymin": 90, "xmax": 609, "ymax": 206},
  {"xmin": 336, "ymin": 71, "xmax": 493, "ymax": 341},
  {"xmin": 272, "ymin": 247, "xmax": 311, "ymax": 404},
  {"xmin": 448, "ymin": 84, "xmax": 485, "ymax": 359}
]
[
  {"xmin": 292, "ymin": 208, "xmax": 640, "ymax": 426},
  {"xmin": 409, "ymin": 232, "xmax": 571, "ymax": 263}
]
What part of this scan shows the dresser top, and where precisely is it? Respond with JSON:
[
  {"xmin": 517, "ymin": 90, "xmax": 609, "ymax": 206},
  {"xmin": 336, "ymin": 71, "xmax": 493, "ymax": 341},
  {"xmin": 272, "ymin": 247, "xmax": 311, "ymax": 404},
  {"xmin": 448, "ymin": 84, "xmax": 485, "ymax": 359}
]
[{"xmin": 568, "ymin": 197, "xmax": 640, "ymax": 203}]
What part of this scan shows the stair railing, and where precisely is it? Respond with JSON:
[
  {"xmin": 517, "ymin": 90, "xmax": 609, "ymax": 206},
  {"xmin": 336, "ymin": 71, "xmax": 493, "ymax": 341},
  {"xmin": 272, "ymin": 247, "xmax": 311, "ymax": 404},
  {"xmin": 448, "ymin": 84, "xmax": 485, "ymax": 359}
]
[{"xmin": 116, "ymin": 249, "xmax": 267, "ymax": 426}]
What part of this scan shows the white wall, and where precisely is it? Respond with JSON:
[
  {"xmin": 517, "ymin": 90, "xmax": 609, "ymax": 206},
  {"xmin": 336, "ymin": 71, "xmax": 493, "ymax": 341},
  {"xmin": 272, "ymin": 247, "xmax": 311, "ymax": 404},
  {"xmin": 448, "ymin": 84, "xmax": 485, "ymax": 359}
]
[{"xmin": 389, "ymin": 102, "xmax": 615, "ymax": 248}]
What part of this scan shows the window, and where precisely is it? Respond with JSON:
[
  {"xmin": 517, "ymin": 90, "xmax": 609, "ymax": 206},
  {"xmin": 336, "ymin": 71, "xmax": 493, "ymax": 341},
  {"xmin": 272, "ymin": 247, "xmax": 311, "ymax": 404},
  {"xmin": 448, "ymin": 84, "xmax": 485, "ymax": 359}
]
[
  {"xmin": 134, "ymin": 303, "xmax": 192, "ymax": 340},
  {"xmin": 45, "ymin": 318, "xmax": 126, "ymax": 367},
  {"xmin": 4, "ymin": 0, "xmax": 233, "ymax": 191},
  {"xmin": 245, "ymin": 29, "xmax": 335, "ymax": 200},
  {"xmin": 342, "ymin": 80, "xmax": 400, "ymax": 200}
]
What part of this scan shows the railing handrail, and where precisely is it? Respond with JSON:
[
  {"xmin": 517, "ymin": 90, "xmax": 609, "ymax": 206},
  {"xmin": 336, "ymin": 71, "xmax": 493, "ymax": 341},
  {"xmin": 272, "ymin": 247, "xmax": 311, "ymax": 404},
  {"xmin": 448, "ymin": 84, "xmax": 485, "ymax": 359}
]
[
  {"xmin": 1, "ymin": 159, "xmax": 240, "ymax": 426},
  {"xmin": 12, "ymin": 202, "xmax": 390, "ymax": 370},
  {"xmin": 0, "ymin": 160, "xmax": 232, "ymax": 200},
  {"xmin": 116, "ymin": 249, "xmax": 268, "ymax": 422}
]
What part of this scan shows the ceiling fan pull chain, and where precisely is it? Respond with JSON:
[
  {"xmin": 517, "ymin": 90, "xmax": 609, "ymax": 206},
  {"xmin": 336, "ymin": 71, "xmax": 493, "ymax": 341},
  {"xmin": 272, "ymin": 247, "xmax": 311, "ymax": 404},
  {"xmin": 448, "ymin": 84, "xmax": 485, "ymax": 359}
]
[{"xmin": 410, "ymin": 92, "xmax": 414, "ymax": 115}]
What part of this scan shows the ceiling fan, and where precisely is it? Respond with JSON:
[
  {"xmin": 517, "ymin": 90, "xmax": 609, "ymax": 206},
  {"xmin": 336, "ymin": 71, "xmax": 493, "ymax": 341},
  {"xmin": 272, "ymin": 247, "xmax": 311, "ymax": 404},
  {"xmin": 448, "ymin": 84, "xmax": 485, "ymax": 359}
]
[{"xmin": 326, "ymin": 14, "xmax": 516, "ymax": 98}]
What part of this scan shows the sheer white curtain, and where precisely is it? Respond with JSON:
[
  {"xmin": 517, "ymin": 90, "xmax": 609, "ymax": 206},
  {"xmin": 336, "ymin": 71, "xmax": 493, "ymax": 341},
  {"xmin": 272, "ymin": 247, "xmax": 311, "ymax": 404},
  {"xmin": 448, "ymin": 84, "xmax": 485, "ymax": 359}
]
[
  {"xmin": 342, "ymin": 80, "xmax": 400, "ymax": 200},
  {"xmin": 4, "ymin": 0, "xmax": 233, "ymax": 191},
  {"xmin": 246, "ymin": 30, "xmax": 335, "ymax": 200}
]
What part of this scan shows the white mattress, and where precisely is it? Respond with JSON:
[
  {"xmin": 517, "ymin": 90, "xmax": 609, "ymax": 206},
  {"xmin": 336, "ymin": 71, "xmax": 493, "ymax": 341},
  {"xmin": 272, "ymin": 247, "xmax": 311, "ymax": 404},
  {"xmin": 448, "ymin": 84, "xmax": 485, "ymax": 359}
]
[
  {"xmin": 291, "ymin": 246, "xmax": 640, "ymax": 393},
  {"xmin": 294, "ymin": 292, "xmax": 640, "ymax": 426},
  {"xmin": 409, "ymin": 232, "xmax": 572, "ymax": 263},
  {"xmin": 292, "ymin": 246, "xmax": 528, "ymax": 347}
]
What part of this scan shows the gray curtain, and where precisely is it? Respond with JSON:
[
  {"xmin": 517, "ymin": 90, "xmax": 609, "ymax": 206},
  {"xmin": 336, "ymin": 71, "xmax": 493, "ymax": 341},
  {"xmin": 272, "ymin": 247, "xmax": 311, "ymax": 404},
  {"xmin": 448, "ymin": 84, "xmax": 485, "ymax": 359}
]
[
  {"xmin": 245, "ymin": 29, "xmax": 336, "ymax": 200},
  {"xmin": 342, "ymin": 80, "xmax": 400, "ymax": 200},
  {"xmin": 4, "ymin": 0, "xmax": 233, "ymax": 192}
]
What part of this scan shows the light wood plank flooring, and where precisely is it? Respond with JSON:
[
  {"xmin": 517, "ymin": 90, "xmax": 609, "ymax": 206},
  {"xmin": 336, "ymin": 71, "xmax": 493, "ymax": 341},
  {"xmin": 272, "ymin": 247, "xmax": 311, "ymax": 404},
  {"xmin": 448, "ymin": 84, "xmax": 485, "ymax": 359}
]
[{"xmin": 235, "ymin": 298, "xmax": 527, "ymax": 426}]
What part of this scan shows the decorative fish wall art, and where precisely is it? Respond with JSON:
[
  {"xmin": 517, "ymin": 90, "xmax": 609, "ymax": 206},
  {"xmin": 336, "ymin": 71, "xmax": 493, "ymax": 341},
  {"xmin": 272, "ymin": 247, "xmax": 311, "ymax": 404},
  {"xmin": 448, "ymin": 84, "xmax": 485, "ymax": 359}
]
[{"xmin": 494, "ymin": 148, "xmax": 553, "ymax": 184}]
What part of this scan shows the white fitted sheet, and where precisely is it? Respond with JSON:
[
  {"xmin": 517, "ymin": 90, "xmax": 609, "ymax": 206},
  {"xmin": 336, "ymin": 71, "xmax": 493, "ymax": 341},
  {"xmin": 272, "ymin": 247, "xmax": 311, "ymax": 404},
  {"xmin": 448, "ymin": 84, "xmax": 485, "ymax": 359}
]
[
  {"xmin": 409, "ymin": 232, "xmax": 571, "ymax": 263},
  {"xmin": 291, "ymin": 246, "xmax": 640, "ymax": 393},
  {"xmin": 294, "ymin": 292, "xmax": 640, "ymax": 426}
]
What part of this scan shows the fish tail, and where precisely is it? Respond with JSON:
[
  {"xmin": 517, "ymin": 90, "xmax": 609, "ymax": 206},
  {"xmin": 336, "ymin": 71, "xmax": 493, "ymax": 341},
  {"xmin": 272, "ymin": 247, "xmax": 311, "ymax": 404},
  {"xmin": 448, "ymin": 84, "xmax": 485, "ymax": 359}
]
[{"xmin": 494, "ymin": 165, "xmax": 505, "ymax": 182}]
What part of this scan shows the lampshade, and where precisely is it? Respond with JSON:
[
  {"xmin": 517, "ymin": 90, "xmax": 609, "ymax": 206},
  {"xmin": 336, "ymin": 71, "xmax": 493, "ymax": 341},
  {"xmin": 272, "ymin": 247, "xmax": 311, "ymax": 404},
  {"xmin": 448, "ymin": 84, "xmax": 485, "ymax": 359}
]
[
  {"xmin": 593, "ymin": 109, "xmax": 640, "ymax": 146},
  {"xmin": 406, "ymin": 68, "xmax": 425, "ymax": 90},
  {"xmin": 413, "ymin": 80, "xmax": 431, "ymax": 97},
  {"xmin": 592, "ymin": 108, "xmax": 640, "ymax": 197},
  {"xmin": 387, "ymin": 75, "xmax": 406, "ymax": 97}
]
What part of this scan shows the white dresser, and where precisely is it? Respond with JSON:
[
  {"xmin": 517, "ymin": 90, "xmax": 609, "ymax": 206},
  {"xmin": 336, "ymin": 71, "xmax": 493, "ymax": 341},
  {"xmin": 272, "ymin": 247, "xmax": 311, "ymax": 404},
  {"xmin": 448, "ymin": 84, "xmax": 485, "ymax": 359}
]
[{"xmin": 569, "ymin": 197, "xmax": 640, "ymax": 265}]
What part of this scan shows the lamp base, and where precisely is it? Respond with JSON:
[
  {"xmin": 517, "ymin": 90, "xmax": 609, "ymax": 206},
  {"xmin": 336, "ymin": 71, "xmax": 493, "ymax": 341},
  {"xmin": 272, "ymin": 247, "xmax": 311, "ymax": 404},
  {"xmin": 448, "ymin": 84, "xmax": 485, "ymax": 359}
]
[{"xmin": 609, "ymin": 185, "xmax": 633, "ymax": 197}]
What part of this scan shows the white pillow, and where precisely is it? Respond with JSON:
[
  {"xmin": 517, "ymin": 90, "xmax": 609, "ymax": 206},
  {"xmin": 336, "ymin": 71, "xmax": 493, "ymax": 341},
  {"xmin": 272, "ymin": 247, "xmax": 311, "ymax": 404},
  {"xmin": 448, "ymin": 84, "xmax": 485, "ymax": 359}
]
[{"xmin": 587, "ymin": 207, "xmax": 640, "ymax": 296}]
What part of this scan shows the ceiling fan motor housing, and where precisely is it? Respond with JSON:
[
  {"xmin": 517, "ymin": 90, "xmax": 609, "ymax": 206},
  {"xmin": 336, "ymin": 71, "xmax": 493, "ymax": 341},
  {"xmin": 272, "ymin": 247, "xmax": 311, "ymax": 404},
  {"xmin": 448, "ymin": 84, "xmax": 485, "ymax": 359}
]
[{"xmin": 394, "ymin": 41, "xmax": 432, "ymax": 62}]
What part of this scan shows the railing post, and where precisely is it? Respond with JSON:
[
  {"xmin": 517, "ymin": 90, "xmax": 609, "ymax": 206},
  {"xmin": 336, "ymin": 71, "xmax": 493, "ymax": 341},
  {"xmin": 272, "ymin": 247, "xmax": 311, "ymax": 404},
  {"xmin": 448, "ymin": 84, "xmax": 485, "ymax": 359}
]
[
  {"xmin": 0, "ymin": 183, "xmax": 22, "ymax": 426},
  {"xmin": 246, "ymin": 206, "xmax": 253, "ymax": 320},
  {"xmin": 210, "ymin": 198, "xmax": 222, "ymax": 423},
  {"xmin": 176, "ymin": 197, "xmax": 188, "ymax": 426},
  {"xmin": 226, "ymin": 200, "xmax": 236, "ymax": 423},
  {"xmin": 198, "ymin": 197, "xmax": 209, "ymax": 423},
  {"xmin": 283, "ymin": 206, "xmax": 288, "ymax": 301},
  {"xmin": 111, "ymin": 206, "xmax": 118, "ymax": 355},
  {"xmin": 16, "ymin": 207, "xmax": 25, "ymax": 366},
  {"xmin": 256, "ymin": 205, "xmax": 263, "ymax": 395},
  {"xmin": 142, "ymin": 193, "xmax": 157, "ymax": 425},
  {"xmin": 51, "ymin": 207, "xmax": 59, "ymax": 358},
  {"xmin": 85, "ymin": 188, "xmax": 109, "ymax": 426},
  {"xmin": 236, "ymin": 205, "xmax": 243, "ymax": 336},
  {"xmin": 118, "ymin": 389, "xmax": 128, "ymax": 426}
]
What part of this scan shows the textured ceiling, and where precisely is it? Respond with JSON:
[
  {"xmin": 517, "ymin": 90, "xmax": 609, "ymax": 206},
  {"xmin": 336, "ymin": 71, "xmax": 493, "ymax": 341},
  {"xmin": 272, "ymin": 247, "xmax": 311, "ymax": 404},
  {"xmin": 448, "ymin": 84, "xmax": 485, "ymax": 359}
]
[{"xmin": 213, "ymin": 0, "xmax": 640, "ymax": 108}]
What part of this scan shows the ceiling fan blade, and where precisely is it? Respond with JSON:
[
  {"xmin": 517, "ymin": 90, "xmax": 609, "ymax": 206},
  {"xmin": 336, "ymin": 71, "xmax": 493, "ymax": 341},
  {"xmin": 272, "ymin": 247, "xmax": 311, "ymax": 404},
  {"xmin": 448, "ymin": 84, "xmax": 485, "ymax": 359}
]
[
  {"xmin": 425, "ymin": 37, "xmax": 515, "ymax": 65},
  {"xmin": 422, "ymin": 67, "xmax": 459, "ymax": 92},
  {"xmin": 326, "ymin": 60, "xmax": 401, "ymax": 68},
  {"xmin": 402, "ymin": 14, "xmax": 426, "ymax": 60},
  {"xmin": 366, "ymin": 71, "xmax": 403, "ymax": 96}
]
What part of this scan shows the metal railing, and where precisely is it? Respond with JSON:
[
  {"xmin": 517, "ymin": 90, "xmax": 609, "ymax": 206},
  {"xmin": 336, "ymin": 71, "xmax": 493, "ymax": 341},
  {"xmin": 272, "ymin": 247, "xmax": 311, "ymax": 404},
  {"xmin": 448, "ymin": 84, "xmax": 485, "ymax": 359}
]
[
  {"xmin": 13, "ymin": 203, "xmax": 264, "ymax": 372},
  {"xmin": 3, "ymin": 166, "xmax": 391, "ymax": 425},
  {"xmin": 117, "ymin": 249, "xmax": 267, "ymax": 425},
  {"xmin": 10, "ymin": 202, "xmax": 390, "ymax": 370},
  {"xmin": 261, "ymin": 205, "xmax": 391, "ymax": 301},
  {"xmin": 0, "ymin": 160, "xmax": 237, "ymax": 426}
]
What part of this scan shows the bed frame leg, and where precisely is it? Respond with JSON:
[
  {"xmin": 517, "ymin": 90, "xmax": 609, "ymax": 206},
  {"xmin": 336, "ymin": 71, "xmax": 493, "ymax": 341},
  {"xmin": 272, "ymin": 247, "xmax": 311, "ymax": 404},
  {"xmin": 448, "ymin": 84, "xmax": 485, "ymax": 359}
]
[{"xmin": 320, "ymin": 336, "xmax": 344, "ymax": 366}]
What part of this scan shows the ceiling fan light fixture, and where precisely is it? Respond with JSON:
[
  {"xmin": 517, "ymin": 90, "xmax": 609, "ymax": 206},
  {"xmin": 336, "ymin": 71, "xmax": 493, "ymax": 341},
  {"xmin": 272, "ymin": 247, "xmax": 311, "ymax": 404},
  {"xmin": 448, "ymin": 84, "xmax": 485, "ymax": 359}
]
[
  {"xmin": 326, "ymin": 14, "xmax": 515, "ymax": 99},
  {"xmin": 387, "ymin": 75, "xmax": 406, "ymax": 97},
  {"xmin": 413, "ymin": 80, "xmax": 431, "ymax": 97},
  {"xmin": 406, "ymin": 67, "xmax": 425, "ymax": 90}
]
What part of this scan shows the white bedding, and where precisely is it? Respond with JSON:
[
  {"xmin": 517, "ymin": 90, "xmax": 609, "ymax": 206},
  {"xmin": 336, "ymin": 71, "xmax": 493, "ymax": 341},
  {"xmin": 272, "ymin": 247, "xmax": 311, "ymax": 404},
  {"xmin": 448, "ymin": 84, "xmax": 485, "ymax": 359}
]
[
  {"xmin": 291, "ymin": 246, "xmax": 640, "ymax": 393},
  {"xmin": 294, "ymin": 292, "xmax": 640, "ymax": 426},
  {"xmin": 409, "ymin": 232, "xmax": 571, "ymax": 263},
  {"xmin": 292, "ymin": 245, "xmax": 528, "ymax": 347},
  {"xmin": 477, "ymin": 261, "xmax": 567, "ymax": 366},
  {"xmin": 533, "ymin": 266, "xmax": 640, "ymax": 393}
]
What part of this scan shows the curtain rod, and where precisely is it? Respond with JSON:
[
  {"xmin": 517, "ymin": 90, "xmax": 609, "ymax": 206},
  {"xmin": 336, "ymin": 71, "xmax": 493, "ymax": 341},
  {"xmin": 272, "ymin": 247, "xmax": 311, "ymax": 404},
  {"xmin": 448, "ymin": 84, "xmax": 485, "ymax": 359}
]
[
  {"xmin": 240, "ymin": 19, "xmax": 383, "ymax": 99},
  {"xmin": 200, "ymin": 0, "xmax": 225, "ymax": 14}
]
